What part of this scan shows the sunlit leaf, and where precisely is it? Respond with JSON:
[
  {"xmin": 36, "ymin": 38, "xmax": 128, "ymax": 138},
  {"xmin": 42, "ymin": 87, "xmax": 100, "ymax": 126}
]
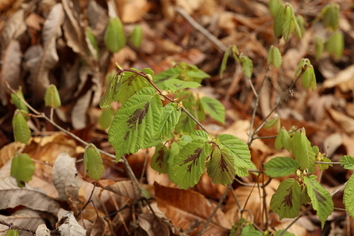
[
  {"xmin": 175, "ymin": 111, "xmax": 196, "ymax": 134},
  {"xmin": 104, "ymin": 17, "xmax": 126, "ymax": 53},
  {"xmin": 302, "ymin": 65, "xmax": 316, "ymax": 90},
  {"xmin": 155, "ymin": 103, "xmax": 181, "ymax": 139},
  {"xmin": 199, "ymin": 97, "xmax": 225, "ymax": 124},
  {"xmin": 12, "ymin": 109, "xmax": 31, "ymax": 144},
  {"xmin": 11, "ymin": 86, "xmax": 28, "ymax": 113},
  {"xmin": 304, "ymin": 175, "xmax": 334, "ymax": 228},
  {"xmin": 269, "ymin": 0, "xmax": 282, "ymax": 18},
  {"xmin": 264, "ymin": 157, "xmax": 299, "ymax": 177},
  {"xmin": 275, "ymin": 127, "xmax": 291, "ymax": 151},
  {"xmin": 84, "ymin": 144, "xmax": 104, "ymax": 180},
  {"xmin": 163, "ymin": 79, "xmax": 200, "ymax": 93},
  {"xmin": 240, "ymin": 224, "xmax": 262, "ymax": 236},
  {"xmin": 240, "ymin": 55, "xmax": 253, "ymax": 78},
  {"xmin": 267, "ymin": 46, "xmax": 282, "ymax": 69},
  {"xmin": 100, "ymin": 73, "xmax": 122, "ymax": 108},
  {"xmin": 151, "ymin": 143, "xmax": 169, "ymax": 174},
  {"xmin": 11, "ymin": 153, "xmax": 34, "ymax": 187},
  {"xmin": 108, "ymin": 87, "xmax": 163, "ymax": 160},
  {"xmin": 5, "ymin": 229, "xmax": 19, "ymax": 236},
  {"xmin": 292, "ymin": 130, "xmax": 316, "ymax": 172},
  {"xmin": 99, "ymin": 108, "xmax": 115, "ymax": 130},
  {"xmin": 340, "ymin": 155, "xmax": 354, "ymax": 170},
  {"xmin": 168, "ymin": 139, "xmax": 211, "ymax": 189},
  {"xmin": 270, "ymin": 178, "xmax": 301, "ymax": 219},
  {"xmin": 282, "ymin": 4, "xmax": 295, "ymax": 42},
  {"xmin": 153, "ymin": 67, "xmax": 181, "ymax": 89}
]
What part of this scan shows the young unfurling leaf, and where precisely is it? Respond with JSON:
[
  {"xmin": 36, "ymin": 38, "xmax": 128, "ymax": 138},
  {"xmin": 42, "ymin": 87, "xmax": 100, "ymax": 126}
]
[
  {"xmin": 267, "ymin": 46, "xmax": 282, "ymax": 69},
  {"xmin": 129, "ymin": 25, "xmax": 143, "ymax": 48},
  {"xmin": 11, "ymin": 86, "xmax": 28, "ymax": 113},
  {"xmin": 44, "ymin": 84, "xmax": 61, "ymax": 108},
  {"xmin": 12, "ymin": 109, "xmax": 31, "ymax": 144},
  {"xmin": 84, "ymin": 144, "xmax": 104, "ymax": 180},
  {"xmin": 104, "ymin": 17, "xmax": 126, "ymax": 52},
  {"xmin": 11, "ymin": 153, "xmax": 35, "ymax": 187},
  {"xmin": 239, "ymin": 55, "xmax": 253, "ymax": 78}
]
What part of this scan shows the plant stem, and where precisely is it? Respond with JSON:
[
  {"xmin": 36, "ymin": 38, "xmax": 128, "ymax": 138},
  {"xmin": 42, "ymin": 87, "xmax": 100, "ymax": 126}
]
[{"xmin": 198, "ymin": 184, "xmax": 232, "ymax": 236}]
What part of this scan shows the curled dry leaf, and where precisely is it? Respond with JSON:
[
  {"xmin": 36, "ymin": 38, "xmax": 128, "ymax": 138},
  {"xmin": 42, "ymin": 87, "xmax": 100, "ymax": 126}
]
[
  {"xmin": 138, "ymin": 213, "xmax": 170, "ymax": 236},
  {"xmin": 23, "ymin": 3, "xmax": 64, "ymax": 104},
  {"xmin": 327, "ymin": 108, "xmax": 354, "ymax": 135},
  {"xmin": 154, "ymin": 182, "xmax": 231, "ymax": 235},
  {"xmin": 57, "ymin": 209, "xmax": 86, "ymax": 236},
  {"xmin": 104, "ymin": 180, "xmax": 140, "ymax": 200},
  {"xmin": 52, "ymin": 153, "xmax": 81, "ymax": 202},
  {"xmin": 0, "ymin": 208, "xmax": 46, "ymax": 234},
  {"xmin": 36, "ymin": 224, "xmax": 50, "ymax": 236},
  {"xmin": 90, "ymin": 213, "xmax": 106, "ymax": 236},
  {"xmin": 0, "ymin": 141, "xmax": 24, "ymax": 169},
  {"xmin": 323, "ymin": 64, "xmax": 354, "ymax": 92},
  {"xmin": 0, "ymin": 176, "xmax": 60, "ymax": 214}
]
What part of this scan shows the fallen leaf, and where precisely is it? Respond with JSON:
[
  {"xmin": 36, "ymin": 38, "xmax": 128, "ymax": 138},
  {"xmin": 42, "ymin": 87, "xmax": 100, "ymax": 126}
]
[
  {"xmin": 104, "ymin": 180, "xmax": 140, "ymax": 200},
  {"xmin": 23, "ymin": 3, "xmax": 64, "ymax": 104},
  {"xmin": 154, "ymin": 182, "xmax": 231, "ymax": 235},
  {"xmin": 327, "ymin": 108, "xmax": 354, "ymax": 135},
  {"xmin": 138, "ymin": 212, "xmax": 170, "ymax": 236},
  {"xmin": 0, "ymin": 176, "xmax": 60, "ymax": 214},
  {"xmin": 57, "ymin": 209, "xmax": 86, "ymax": 236},
  {"xmin": 52, "ymin": 153, "xmax": 81, "ymax": 202},
  {"xmin": 36, "ymin": 224, "xmax": 51, "ymax": 236},
  {"xmin": 323, "ymin": 64, "xmax": 354, "ymax": 92}
]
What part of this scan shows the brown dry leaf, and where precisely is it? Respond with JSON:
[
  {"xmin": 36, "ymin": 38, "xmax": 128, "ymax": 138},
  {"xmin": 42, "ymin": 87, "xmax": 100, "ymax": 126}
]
[
  {"xmin": 0, "ymin": 176, "xmax": 60, "ymax": 214},
  {"xmin": 23, "ymin": 3, "xmax": 64, "ymax": 104},
  {"xmin": 192, "ymin": 173, "xmax": 227, "ymax": 200},
  {"xmin": 90, "ymin": 213, "xmax": 106, "ymax": 236},
  {"xmin": 327, "ymin": 108, "xmax": 354, "ymax": 135},
  {"xmin": 0, "ymin": 141, "xmax": 24, "ymax": 168},
  {"xmin": 138, "ymin": 212, "xmax": 170, "ymax": 236},
  {"xmin": 52, "ymin": 152, "xmax": 81, "ymax": 203},
  {"xmin": 342, "ymin": 133, "xmax": 354, "ymax": 157},
  {"xmin": 117, "ymin": 0, "xmax": 150, "ymax": 23},
  {"xmin": 25, "ymin": 13, "xmax": 45, "ymax": 31},
  {"xmin": 72, "ymin": 89, "xmax": 92, "ymax": 130},
  {"xmin": 0, "ymin": 208, "xmax": 47, "ymax": 234},
  {"xmin": 224, "ymin": 179, "xmax": 278, "ymax": 226},
  {"xmin": 0, "ymin": 9, "xmax": 26, "ymax": 50},
  {"xmin": 0, "ymin": 0, "xmax": 17, "ymax": 11},
  {"xmin": 104, "ymin": 180, "xmax": 140, "ymax": 200},
  {"xmin": 154, "ymin": 182, "xmax": 231, "ymax": 235},
  {"xmin": 323, "ymin": 64, "xmax": 354, "ymax": 92}
]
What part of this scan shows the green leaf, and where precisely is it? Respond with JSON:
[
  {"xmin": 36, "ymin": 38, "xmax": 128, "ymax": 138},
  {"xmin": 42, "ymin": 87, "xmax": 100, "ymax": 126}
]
[
  {"xmin": 304, "ymin": 175, "xmax": 334, "ymax": 228},
  {"xmin": 301, "ymin": 65, "xmax": 316, "ymax": 90},
  {"xmin": 196, "ymin": 98, "xmax": 206, "ymax": 122},
  {"xmin": 11, "ymin": 153, "xmax": 35, "ymax": 187},
  {"xmin": 99, "ymin": 108, "xmax": 115, "ymax": 130},
  {"xmin": 264, "ymin": 157, "xmax": 299, "ymax": 178},
  {"xmin": 275, "ymin": 230, "xmax": 295, "ymax": 236},
  {"xmin": 175, "ymin": 112, "xmax": 196, "ymax": 134},
  {"xmin": 12, "ymin": 109, "xmax": 31, "ymax": 144},
  {"xmin": 340, "ymin": 155, "xmax": 354, "ymax": 170},
  {"xmin": 199, "ymin": 97, "xmax": 225, "ymax": 124},
  {"xmin": 275, "ymin": 127, "xmax": 291, "ymax": 151},
  {"xmin": 115, "ymin": 70, "xmax": 151, "ymax": 105},
  {"xmin": 108, "ymin": 87, "xmax": 163, "ymax": 160},
  {"xmin": 295, "ymin": 15, "xmax": 305, "ymax": 38},
  {"xmin": 240, "ymin": 55, "xmax": 253, "ymax": 78},
  {"xmin": 183, "ymin": 63, "xmax": 210, "ymax": 83},
  {"xmin": 240, "ymin": 224, "xmax": 262, "ymax": 236},
  {"xmin": 217, "ymin": 134, "xmax": 254, "ymax": 175},
  {"xmin": 344, "ymin": 173, "xmax": 354, "ymax": 218},
  {"xmin": 84, "ymin": 144, "xmax": 104, "ymax": 180},
  {"xmin": 44, "ymin": 84, "xmax": 61, "ymax": 108},
  {"xmin": 100, "ymin": 73, "xmax": 122, "ymax": 108},
  {"xmin": 168, "ymin": 139, "xmax": 211, "ymax": 189},
  {"xmin": 11, "ymin": 86, "xmax": 28, "ymax": 113},
  {"xmin": 5, "ymin": 229, "xmax": 19, "ymax": 236},
  {"xmin": 321, "ymin": 3, "xmax": 339, "ymax": 31},
  {"xmin": 292, "ymin": 130, "xmax": 316, "ymax": 172},
  {"xmin": 274, "ymin": 4, "xmax": 285, "ymax": 38},
  {"xmin": 267, "ymin": 46, "xmax": 282, "ymax": 69},
  {"xmin": 163, "ymin": 79, "xmax": 200, "ymax": 93},
  {"xmin": 86, "ymin": 27, "xmax": 99, "ymax": 60},
  {"xmin": 153, "ymin": 67, "xmax": 181, "ymax": 88},
  {"xmin": 151, "ymin": 143, "xmax": 169, "ymax": 174},
  {"xmin": 219, "ymin": 48, "xmax": 230, "ymax": 78},
  {"xmin": 295, "ymin": 58, "xmax": 310, "ymax": 77},
  {"xmin": 264, "ymin": 116, "xmax": 280, "ymax": 129},
  {"xmin": 318, "ymin": 157, "xmax": 332, "ymax": 171},
  {"xmin": 104, "ymin": 17, "xmax": 126, "ymax": 53},
  {"xmin": 156, "ymin": 103, "xmax": 181, "ymax": 139},
  {"xmin": 270, "ymin": 178, "xmax": 301, "ymax": 219},
  {"xmin": 269, "ymin": 0, "xmax": 282, "ymax": 18},
  {"xmin": 326, "ymin": 31, "xmax": 344, "ymax": 60},
  {"xmin": 282, "ymin": 4, "xmax": 295, "ymax": 42},
  {"xmin": 315, "ymin": 38, "xmax": 324, "ymax": 60},
  {"xmin": 207, "ymin": 146, "xmax": 235, "ymax": 185},
  {"xmin": 129, "ymin": 25, "xmax": 143, "ymax": 48}
]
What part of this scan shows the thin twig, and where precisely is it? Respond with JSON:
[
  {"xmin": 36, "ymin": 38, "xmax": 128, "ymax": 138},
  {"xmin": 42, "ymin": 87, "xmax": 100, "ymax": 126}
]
[
  {"xmin": 198, "ymin": 184, "xmax": 232, "ymax": 236},
  {"xmin": 315, "ymin": 161, "xmax": 340, "ymax": 165},
  {"xmin": 248, "ymin": 68, "xmax": 306, "ymax": 146},
  {"xmin": 278, "ymin": 206, "xmax": 312, "ymax": 236},
  {"xmin": 6, "ymin": 82, "xmax": 144, "ymax": 198},
  {"xmin": 175, "ymin": 6, "xmax": 227, "ymax": 52},
  {"xmin": 0, "ymin": 220, "xmax": 36, "ymax": 234}
]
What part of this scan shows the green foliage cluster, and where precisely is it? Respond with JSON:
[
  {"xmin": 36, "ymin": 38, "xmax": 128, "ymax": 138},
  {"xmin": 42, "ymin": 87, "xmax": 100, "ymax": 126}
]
[{"xmin": 7, "ymin": 1, "xmax": 352, "ymax": 235}]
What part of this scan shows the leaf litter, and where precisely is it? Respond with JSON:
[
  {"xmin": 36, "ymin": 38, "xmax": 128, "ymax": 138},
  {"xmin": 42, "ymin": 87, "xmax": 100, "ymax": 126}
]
[{"xmin": 0, "ymin": 0, "xmax": 354, "ymax": 235}]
